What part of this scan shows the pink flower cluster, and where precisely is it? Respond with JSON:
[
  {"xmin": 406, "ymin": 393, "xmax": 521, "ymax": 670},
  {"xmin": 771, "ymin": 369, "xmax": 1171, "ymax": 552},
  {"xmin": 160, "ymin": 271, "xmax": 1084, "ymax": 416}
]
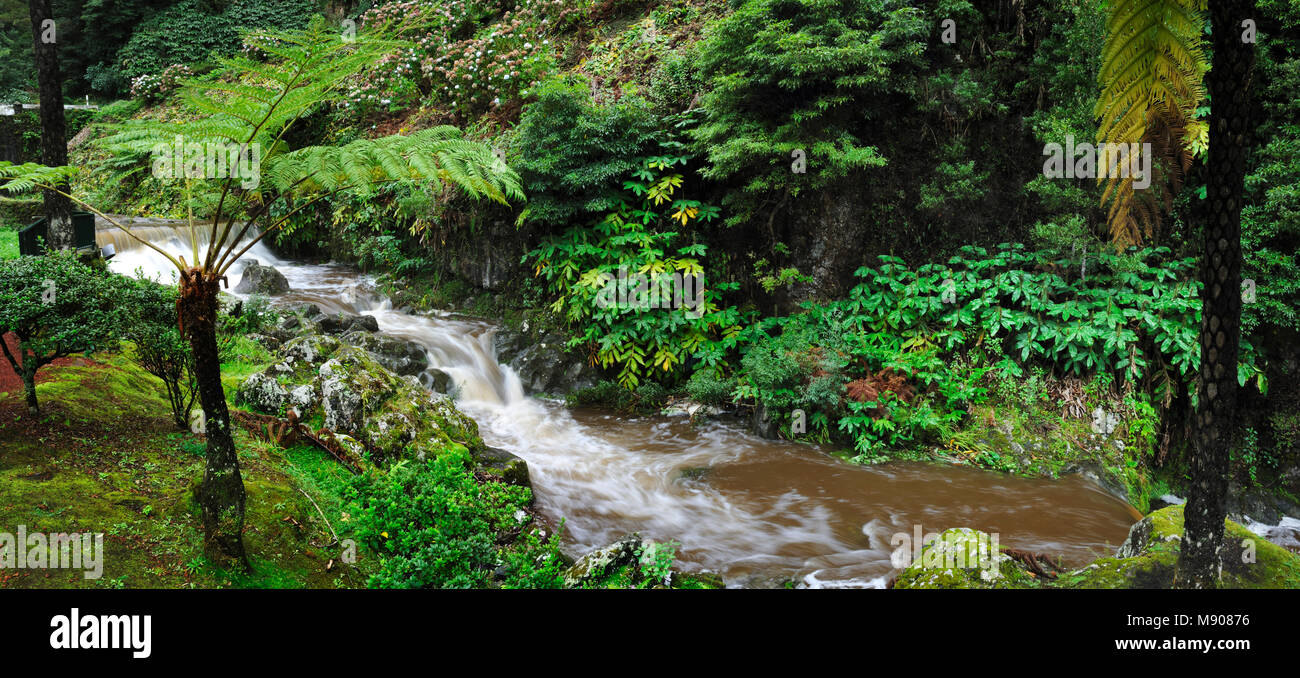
[
  {"xmin": 342, "ymin": 0, "xmax": 572, "ymax": 116},
  {"xmin": 130, "ymin": 64, "xmax": 194, "ymax": 101}
]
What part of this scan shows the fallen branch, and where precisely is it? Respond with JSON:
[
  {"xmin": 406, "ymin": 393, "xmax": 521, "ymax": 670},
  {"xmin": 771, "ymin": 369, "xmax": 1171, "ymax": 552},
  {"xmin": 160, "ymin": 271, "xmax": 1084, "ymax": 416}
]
[
  {"xmin": 298, "ymin": 488, "xmax": 340, "ymax": 547},
  {"xmin": 230, "ymin": 409, "xmax": 363, "ymax": 474}
]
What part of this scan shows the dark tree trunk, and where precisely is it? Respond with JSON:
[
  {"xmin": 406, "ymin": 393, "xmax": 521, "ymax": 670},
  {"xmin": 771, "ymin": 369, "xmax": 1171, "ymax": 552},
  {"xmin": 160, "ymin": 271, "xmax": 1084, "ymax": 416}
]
[
  {"xmin": 1174, "ymin": 0, "xmax": 1255, "ymax": 589},
  {"xmin": 21, "ymin": 359, "xmax": 38, "ymax": 414},
  {"xmin": 26, "ymin": 0, "xmax": 73, "ymax": 250},
  {"xmin": 179, "ymin": 268, "xmax": 248, "ymax": 570}
]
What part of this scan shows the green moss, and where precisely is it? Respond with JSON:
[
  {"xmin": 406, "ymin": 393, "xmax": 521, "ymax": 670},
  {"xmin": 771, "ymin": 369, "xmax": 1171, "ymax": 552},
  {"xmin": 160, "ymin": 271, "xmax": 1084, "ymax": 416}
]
[
  {"xmin": 0, "ymin": 349, "xmax": 372, "ymax": 589},
  {"xmin": 1057, "ymin": 507, "xmax": 1300, "ymax": 589},
  {"xmin": 892, "ymin": 527, "xmax": 1044, "ymax": 589},
  {"xmin": 0, "ymin": 228, "xmax": 17, "ymax": 260}
]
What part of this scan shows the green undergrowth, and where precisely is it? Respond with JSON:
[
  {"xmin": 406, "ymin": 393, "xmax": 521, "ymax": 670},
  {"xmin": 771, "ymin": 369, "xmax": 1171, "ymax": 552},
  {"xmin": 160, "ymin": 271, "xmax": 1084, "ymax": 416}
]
[
  {"xmin": 1, "ymin": 337, "xmax": 572, "ymax": 589},
  {"xmin": 0, "ymin": 350, "xmax": 371, "ymax": 588},
  {"xmin": 1055, "ymin": 507, "xmax": 1300, "ymax": 589}
]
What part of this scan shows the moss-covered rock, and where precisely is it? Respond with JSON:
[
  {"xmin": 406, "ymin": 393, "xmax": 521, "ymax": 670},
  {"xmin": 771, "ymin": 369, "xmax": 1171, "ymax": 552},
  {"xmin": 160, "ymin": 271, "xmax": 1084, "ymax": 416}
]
[
  {"xmin": 1056, "ymin": 506, "xmax": 1300, "ymax": 589},
  {"xmin": 563, "ymin": 535, "xmax": 722, "ymax": 589},
  {"xmin": 241, "ymin": 332, "xmax": 485, "ymax": 466},
  {"xmin": 475, "ymin": 445, "xmax": 531, "ymax": 486},
  {"xmin": 235, "ymin": 371, "xmax": 288, "ymax": 414},
  {"xmin": 269, "ymin": 334, "xmax": 342, "ymax": 383},
  {"xmin": 891, "ymin": 527, "xmax": 1042, "ymax": 589},
  {"xmin": 340, "ymin": 330, "xmax": 429, "ymax": 376},
  {"xmin": 317, "ymin": 345, "xmax": 403, "ymax": 433}
]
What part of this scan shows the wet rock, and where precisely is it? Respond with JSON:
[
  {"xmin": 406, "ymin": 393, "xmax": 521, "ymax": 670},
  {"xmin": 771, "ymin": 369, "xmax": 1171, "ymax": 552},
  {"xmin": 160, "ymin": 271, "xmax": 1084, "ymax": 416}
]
[
  {"xmin": 419, "ymin": 367, "xmax": 456, "ymax": 395},
  {"xmin": 236, "ymin": 372, "xmax": 287, "ymax": 414},
  {"xmin": 342, "ymin": 330, "xmax": 429, "ymax": 376},
  {"xmin": 474, "ymin": 446, "xmax": 530, "ymax": 487},
  {"xmin": 1061, "ymin": 461, "xmax": 1131, "ymax": 506},
  {"xmin": 234, "ymin": 259, "xmax": 290, "ymax": 295},
  {"xmin": 494, "ymin": 327, "xmax": 597, "ymax": 396},
  {"xmin": 1225, "ymin": 483, "xmax": 1300, "ymax": 526},
  {"xmin": 891, "ymin": 527, "xmax": 1034, "ymax": 589},
  {"xmin": 276, "ymin": 303, "xmax": 325, "ymax": 334},
  {"xmin": 563, "ymin": 535, "xmax": 671, "ymax": 589},
  {"xmin": 752, "ymin": 402, "xmax": 778, "ymax": 439},
  {"xmin": 319, "ymin": 312, "xmax": 379, "ymax": 335}
]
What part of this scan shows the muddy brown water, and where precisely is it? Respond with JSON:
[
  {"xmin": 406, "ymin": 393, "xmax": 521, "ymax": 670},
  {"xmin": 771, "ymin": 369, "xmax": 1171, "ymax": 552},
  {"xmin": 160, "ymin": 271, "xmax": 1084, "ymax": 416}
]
[{"xmin": 103, "ymin": 219, "xmax": 1142, "ymax": 587}]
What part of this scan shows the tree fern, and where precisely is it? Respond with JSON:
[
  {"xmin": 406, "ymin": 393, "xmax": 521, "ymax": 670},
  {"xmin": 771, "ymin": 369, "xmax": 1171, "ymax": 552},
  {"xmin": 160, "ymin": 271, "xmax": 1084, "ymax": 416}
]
[
  {"xmin": 75, "ymin": 16, "xmax": 522, "ymax": 276},
  {"xmin": 1095, "ymin": 0, "xmax": 1209, "ymax": 246}
]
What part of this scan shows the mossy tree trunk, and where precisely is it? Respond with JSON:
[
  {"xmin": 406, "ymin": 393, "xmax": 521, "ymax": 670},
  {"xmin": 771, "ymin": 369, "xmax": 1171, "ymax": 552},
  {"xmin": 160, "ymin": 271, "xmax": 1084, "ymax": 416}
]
[
  {"xmin": 179, "ymin": 267, "xmax": 248, "ymax": 570},
  {"xmin": 1174, "ymin": 0, "xmax": 1255, "ymax": 589}
]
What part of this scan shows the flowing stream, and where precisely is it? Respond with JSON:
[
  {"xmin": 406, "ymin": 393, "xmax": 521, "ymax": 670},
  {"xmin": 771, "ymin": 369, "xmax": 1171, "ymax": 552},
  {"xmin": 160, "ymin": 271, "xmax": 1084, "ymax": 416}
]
[{"xmin": 100, "ymin": 217, "xmax": 1142, "ymax": 587}]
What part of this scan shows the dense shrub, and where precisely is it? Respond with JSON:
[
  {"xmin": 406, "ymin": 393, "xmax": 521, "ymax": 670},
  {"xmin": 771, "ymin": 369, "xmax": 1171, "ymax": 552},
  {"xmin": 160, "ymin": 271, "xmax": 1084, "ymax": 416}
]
[
  {"xmin": 115, "ymin": 0, "xmax": 318, "ymax": 79},
  {"xmin": 734, "ymin": 244, "xmax": 1266, "ymax": 459},
  {"xmin": 511, "ymin": 76, "xmax": 662, "ymax": 229},
  {"xmin": 0, "ymin": 252, "xmax": 126, "ymax": 414},
  {"xmin": 120, "ymin": 277, "xmax": 196, "ymax": 430},
  {"xmin": 685, "ymin": 370, "xmax": 735, "ymax": 408},
  {"xmin": 691, "ymin": 0, "xmax": 928, "ymax": 226}
]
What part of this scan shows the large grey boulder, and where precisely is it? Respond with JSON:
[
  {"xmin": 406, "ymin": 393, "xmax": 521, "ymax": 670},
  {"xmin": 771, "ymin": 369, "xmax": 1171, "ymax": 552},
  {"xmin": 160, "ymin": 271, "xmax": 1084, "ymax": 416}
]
[
  {"xmin": 236, "ymin": 372, "xmax": 288, "ymax": 414},
  {"xmin": 342, "ymin": 330, "xmax": 429, "ymax": 376},
  {"xmin": 234, "ymin": 259, "xmax": 290, "ymax": 295},
  {"xmin": 494, "ymin": 327, "xmax": 598, "ymax": 396},
  {"xmin": 319, "ymin": 312, "xmax": 380, "ymax": 334}
]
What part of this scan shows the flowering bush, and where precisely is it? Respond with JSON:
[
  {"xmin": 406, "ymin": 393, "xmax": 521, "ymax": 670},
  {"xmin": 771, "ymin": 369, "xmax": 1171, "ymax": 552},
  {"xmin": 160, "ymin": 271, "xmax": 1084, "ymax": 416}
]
[
  {"xmin": 341, "ymin": 0, "xmax": 574, "ymax": 117},
  {"xmin": 129, "ymin": 64, "xmax": 194, "ymax": 102}
]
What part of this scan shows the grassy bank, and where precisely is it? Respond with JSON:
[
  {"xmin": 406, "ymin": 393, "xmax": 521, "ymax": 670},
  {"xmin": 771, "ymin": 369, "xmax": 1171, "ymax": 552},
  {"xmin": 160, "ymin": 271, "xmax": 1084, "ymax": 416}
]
[{"xmin": 0, "ymin": 346, "xmax": 371, "ymax": 589}]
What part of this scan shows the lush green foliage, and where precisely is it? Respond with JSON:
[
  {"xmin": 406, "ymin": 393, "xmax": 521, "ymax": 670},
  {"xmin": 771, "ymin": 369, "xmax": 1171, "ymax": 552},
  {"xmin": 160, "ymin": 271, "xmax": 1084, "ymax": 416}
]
[
  {"xmin": 346, "ymin": 446, "xmax": 564, "ymax": 589},
  {"xmin": 115, "ymin": 0, "xmax": 319, "ymax": 81},
  {"xmin": 0, "ymin": 227, "xmax": 16, "ymax": 260},
  {"xmin": 525, "ymin": 152, "xmax": 742, "ymax": 388},
  {"xmin": 511, "ymin": 76, "xmax": 662, "ymax": 229},
  {"xmin": 736, "ymin": 244, "xmax": 1265, "ymax": 459},
  {"xmin": 692, "ymin": 0, "xmax": 927, "ymax": 226}
]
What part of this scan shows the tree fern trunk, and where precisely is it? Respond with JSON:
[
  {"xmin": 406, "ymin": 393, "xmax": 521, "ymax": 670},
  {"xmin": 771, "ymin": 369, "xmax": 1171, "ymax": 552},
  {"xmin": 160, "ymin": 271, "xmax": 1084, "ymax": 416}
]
[
  {"xmin": 180, "ymin": 269, "xmax": 249, "ymax": 570},
  {"xmin": 1174, "ymin": 0, "xmax": 1255, "ymax": 589}
]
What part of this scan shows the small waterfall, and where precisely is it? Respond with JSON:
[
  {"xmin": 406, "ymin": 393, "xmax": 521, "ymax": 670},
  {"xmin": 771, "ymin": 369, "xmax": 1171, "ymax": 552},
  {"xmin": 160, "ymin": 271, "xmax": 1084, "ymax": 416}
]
[{"xmin": 97, "ymin": 216, "xmax": 282, "ymax": 287}]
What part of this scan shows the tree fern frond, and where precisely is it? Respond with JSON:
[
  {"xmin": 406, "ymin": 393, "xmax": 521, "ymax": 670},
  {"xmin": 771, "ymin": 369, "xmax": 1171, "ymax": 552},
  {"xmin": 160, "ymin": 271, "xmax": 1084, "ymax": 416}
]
[{"xmin": 1095, "ymin": 0, "xmax": 1208, "ymax": 246}]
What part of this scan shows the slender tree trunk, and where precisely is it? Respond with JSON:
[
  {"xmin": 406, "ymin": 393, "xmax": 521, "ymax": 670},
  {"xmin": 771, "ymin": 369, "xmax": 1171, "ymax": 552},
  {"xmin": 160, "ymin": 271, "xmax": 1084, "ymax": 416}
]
[
  {"xmin": 179, "ymin": 268, "xmax": 248, "ymax": 570},
  {"xmin": 1174, "ymin": 0, "xmax": 1255, "ymax": 589},
  {"xmin": 22, "ymin": 359, "xmax": 39, "ymax": 414},
  {"xmin": 26, "ymin": 0, "xmax": 73, "ymax": 250}
]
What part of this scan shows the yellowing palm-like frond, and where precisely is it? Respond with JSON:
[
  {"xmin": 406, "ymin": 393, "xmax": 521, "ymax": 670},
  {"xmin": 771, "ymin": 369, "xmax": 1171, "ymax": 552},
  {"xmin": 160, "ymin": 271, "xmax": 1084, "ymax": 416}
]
[{"xmin": 1095, "ymin": 0, "xmax": 1208, "ymax": 246}]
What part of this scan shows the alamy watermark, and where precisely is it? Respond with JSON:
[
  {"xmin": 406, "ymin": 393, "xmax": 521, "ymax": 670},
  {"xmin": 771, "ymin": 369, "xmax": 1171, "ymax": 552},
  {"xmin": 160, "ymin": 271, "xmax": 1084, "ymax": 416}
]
[
  {"xmin": 887, "ymin": 524, "xmax": 1003, "ymax": 580},
  {"xmin": 0, "ymin": 525, "xmax": 104, "ymax": 580},
  {"xmin": 1043, "ymin": 135, "xmax": 1151, "ymax": 190},
  {"xmin": 594, "ymin": 266, "xmax": 705, "ymax": 318},
  {"xmin": 151, "ymin": 136, "xmax": 262, "ymax": 190}
]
